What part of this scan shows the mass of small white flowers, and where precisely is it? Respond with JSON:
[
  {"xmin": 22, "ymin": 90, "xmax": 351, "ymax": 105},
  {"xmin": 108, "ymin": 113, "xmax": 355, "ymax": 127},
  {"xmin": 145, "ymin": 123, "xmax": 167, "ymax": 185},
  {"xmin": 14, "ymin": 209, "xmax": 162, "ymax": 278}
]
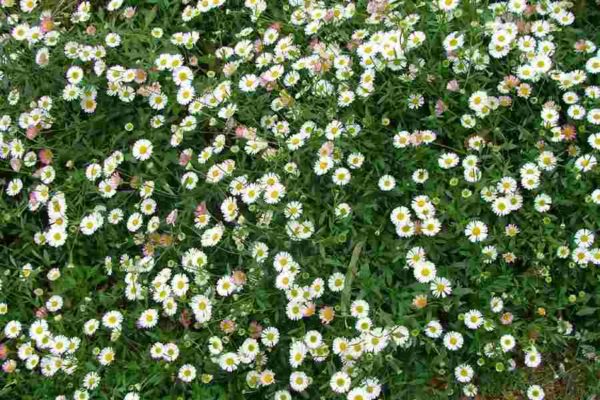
[{"xmin": 0, "ymin": 0, "xmax": 598, "ymax": 398}]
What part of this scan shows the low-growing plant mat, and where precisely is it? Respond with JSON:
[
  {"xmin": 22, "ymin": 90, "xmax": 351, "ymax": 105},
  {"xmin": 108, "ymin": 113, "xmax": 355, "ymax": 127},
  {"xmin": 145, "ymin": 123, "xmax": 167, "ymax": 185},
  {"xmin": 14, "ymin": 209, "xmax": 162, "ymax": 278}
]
[{"xmin": 1, "ymin": 0, "xmax": 600, "ymax": 399}]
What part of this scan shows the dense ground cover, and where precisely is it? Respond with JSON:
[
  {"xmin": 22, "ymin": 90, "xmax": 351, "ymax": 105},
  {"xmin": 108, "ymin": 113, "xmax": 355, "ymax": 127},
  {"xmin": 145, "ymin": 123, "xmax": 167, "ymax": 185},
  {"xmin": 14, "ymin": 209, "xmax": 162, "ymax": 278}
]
[{"xmin": 1, "ymin": 0, "xmax": 600, "ymax": 399}]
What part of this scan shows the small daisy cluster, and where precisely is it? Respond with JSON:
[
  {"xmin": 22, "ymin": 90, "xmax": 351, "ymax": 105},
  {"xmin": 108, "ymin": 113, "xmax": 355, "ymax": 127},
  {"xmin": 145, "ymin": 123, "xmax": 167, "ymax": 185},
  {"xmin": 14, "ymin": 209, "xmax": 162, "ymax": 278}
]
[{"xmin": 391, "ymin": 195, "xmax": 442, "ymax": 238}]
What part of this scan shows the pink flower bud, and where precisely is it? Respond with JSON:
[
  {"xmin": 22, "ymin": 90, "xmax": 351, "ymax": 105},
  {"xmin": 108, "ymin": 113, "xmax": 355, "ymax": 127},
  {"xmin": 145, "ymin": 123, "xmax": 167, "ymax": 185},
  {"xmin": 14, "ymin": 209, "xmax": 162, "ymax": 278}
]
[
  {"xmin": 29, "ymin": 191, "xmax": 39, "ymax": 208},
  {"xmin": 35, "ymin": 307, "xmax": 48, "ymax": 319},
  {"xmin": 435, "ymin": 99, "xmax": 447, "ymax": 116},
  {"xmin": 166, "ymin": 209, "xmax": 178, "ymax": 226},
  {"xmin": 235, "ymin": 125, "xmax": 248, "ymax": 139},
  {"xmin": 26, "ymin": 126, "xmax": 40, "ymax": 140},
  {"xmin": 195, "ymin": 202, "xmax": 207, "ymax": 217},
  {"xmin": 110, "ymin": 172, "xmax": 122, "ymax": 188},
  {"xmin": 179, "ymin": 150, "xmax": 192, "ymax": 166},
  {"xmin": 446, "ymin": 80, "xmax": 460, "ymax": 92},
  {"xmin": 9, "ymin": 158, "xmax": 21, "ymax": 172},
  {"xmin": 124, "ymin": 7, "xmax": 136, "ymax": 19}
]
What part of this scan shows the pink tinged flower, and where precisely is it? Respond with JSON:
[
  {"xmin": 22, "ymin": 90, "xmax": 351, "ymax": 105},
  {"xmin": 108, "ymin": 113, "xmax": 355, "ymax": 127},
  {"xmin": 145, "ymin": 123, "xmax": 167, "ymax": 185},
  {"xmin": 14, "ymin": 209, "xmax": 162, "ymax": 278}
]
[
  {"xmin": 435, "ymin": 99, "xmax": 448, "ymax": 116},
  {"xmin": 0, "ymin": 344, "xmax": 8, "ymax": 360},
  {"xmin": 10, "ymin": 159, "xmax": 21, "ymax": 172},
  {"xmin": 40, "ymin": 18, "xmax": 55, "ymax": 33},
  {"xmin": 367, "ymin": 0, "xmax": 388, "ymax": 14},
  {"xmin": 576, "ymin": 40, "xmax": 591, "ymax": 52},
  {"xmin": 26, "ymin": 126, "xmax": 41, "ymax": 140},
  {"xmin": 166, "ymin": 209, "xmax": 178, "ymax": 226},
  {"xmin": 312, "ymin": 62, "xmax": 323, "ymax": 74},
  {"xmin": 35, "ymin": 307, "xmax": 48, "ymax": 319},
  {"xmin": 321, "ymin": 141, "xmax": 334, "ymax": 156},
  {"xmin": 179, "ymin": 150, "xmax": 192, "ymax": 166},
  {"xmin": 39, "ymin": 149, "xmax": 53, "ymax": 165},
  {"xmin": 2, "ymin": 360, "xmax": 16, "ymax": 373},
  {"xmin": 259, "ymin": 75, "xmax": 271, "ymax": 87},
  {"xmin": 409, "ymin": 132, "xmax": 423, "ymax": 146},
  {"xmin": 446, "ymin": 80, "xmax": 460, "ymax": 92},
  {"xmin": 303, "ymin": 302, "xmax": 316, "ymax": 318},
  {"xmin": 325, "ymin": 10, "xmax": 334, "ymax": 21},
  {"xmin": 235, "ymin": 125, "xmax": 248, "ymax": 139},
  {"xmin": 124, "ymin": 7, "xmax": 136, "ymax": 19},
  {"xmin": 110, "ymin": 173, "xmax": 121, "ymax": 188},
  {"xmin": 29, "ymin": 192, "xmax": 39, "ymax": 208},
  {"xmin": 505, "ymin": 75, "xmax": 520, "ymax": 88},
  {"xmin": 249, "ymin": 321, "xmax": 263, "ymax": 339},
  {"xmin": 195, "ymin": 202, "xmax": 207, "ymax": 217},
  {"xmin": 220, "ymin": 319, "xmax": 236, "ymax": 334},
  {"xmin": 232, "ymin": 270, "xmax": 247, "ymax": 286},
  {"xmin": 134, "ymin": 69, "xmax": 147, "ymax": 84},
  {"xmin": 269, "ymin": 22, "xmax": 282, "ymax": 31}
]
